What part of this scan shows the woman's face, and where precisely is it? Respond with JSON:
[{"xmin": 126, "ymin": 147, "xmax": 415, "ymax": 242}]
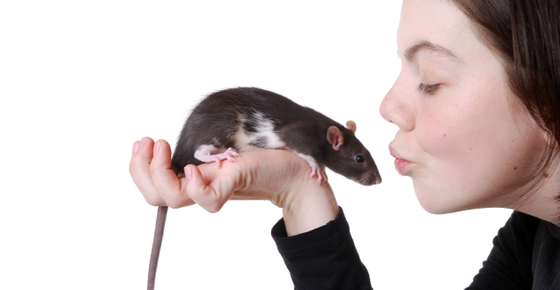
[{"xmin": 380, "ymin": 0, "xmax": 546, "ymax": 214}]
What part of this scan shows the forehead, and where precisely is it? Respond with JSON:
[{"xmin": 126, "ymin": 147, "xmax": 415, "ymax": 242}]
[{"xmin": 397, "ymin": 0, "xmax": 477, "ymax": 61}]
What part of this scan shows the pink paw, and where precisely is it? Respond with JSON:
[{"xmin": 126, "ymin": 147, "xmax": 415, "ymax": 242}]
[
  {"xmin": 212, "ymin": 147, "xmax": 239, "ymax": 168},
  {"xmin": 309, "ymin": 165, "xmax": 327, "ymax": 184},
  {"xmin": 194, "ymin": 146, "xmax": 239, "ymax": 168}
]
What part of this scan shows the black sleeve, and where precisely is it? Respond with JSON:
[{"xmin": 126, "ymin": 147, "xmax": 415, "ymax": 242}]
[
  {"xmin": 271, "ymin": 207, "xmax": 373, "ymax": 290},
  {"xmin": 466, "ymin": 211, "xmax": 539, "ymax": 290}
]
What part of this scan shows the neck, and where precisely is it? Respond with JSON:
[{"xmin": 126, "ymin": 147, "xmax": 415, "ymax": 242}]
[{"xmin": 512, "ymin": 163, "xmax": 560, "ymax": 226}]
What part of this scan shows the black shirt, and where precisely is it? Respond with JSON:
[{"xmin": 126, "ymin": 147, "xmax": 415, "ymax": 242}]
[
  {"xmin": 468, "ymin": 211, "xmax": 560, "ymax": 289},
  {"xmin": 272, "ymin": 208, "xmax": 560, "ymax": 289}
]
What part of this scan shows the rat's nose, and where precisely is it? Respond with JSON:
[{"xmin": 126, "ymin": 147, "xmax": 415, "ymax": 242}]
[
  {"xmin": 359, "ymin": 171, "xmax": 382, "ymax": 186},
  {"xmin": 374, "ymin": 174, "xmax": 382, "ymax": 185}
]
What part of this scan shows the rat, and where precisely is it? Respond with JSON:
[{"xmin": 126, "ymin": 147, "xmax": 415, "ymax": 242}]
[{"xmin": 147, "ymin": 87, "xmax": 381, "ymax": 290}]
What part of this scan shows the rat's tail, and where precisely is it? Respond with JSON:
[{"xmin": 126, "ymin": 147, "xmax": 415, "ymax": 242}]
[{"xmin": 148, "ymin": 206, "xmax": 168, "ymax": 290}]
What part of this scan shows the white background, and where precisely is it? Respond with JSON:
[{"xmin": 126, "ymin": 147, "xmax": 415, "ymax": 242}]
[{"xmin": 0, "ymin": 1, "xmax": 512, "ymax": 289}]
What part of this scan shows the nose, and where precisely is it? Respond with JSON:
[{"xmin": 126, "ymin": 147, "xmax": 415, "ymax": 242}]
[
  {"xmin": 373, "ymin": 173, "xmax": 382, "ymax": 185},
  {"xmin": 359, "ymin": 171, "xmax": 382, "ymax": 186},
  {"xmin": 379, "ymin": 72, "xmax": 415, "ymax": 132}
]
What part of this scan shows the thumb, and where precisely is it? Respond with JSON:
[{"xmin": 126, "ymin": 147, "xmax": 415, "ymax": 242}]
[{"xmin": 184, "ymin": 164, "xmax": 236, "ymax": 213}]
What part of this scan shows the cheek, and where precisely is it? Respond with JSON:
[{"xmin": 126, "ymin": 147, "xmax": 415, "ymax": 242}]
[
  {"xmin": 410, "ymin": 81, "xmax": 539, "ymax": 213},
  {"xmin": 417, "ymin": 75, "xmax": 507, "ymax": 160},
  {"xmin": 413, "ymin": 119, "xmax": 503, "ymax": 213},
  {"xmin": 415, "ymin": 102, "xmax": 483, "ymax": 175},
  {"xmin": 413, "ymin": 108, "xmax": 485, "ymax": 211}
]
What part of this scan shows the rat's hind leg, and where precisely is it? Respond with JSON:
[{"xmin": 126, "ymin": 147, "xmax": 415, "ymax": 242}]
[{"xmin": 194, "ymin": 145, "xmax": 239, "ymax": 168}]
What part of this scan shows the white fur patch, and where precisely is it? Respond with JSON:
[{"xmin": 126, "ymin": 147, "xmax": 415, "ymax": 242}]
[
  {"xmin": 233, "ymin": 112, "xmax": 286, "ymax": 151},
  {"xmin": 294, "ymin": 152, "xmax": 319, "ymax": 169}
]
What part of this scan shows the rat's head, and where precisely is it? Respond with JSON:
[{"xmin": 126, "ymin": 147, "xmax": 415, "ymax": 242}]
[{"xmin": 325, "ymin": 120, "xmax": 382, "ymax": 186}]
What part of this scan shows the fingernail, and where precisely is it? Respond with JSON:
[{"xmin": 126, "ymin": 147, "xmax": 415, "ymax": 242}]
[
  {"xmin": 153, "ymin": 142, "xmax": 161, "ymax": 156},
  {"xmin": 185, "ymin": 167, "xmax": 193, "ymax": 181},
  {"xmin": 132, "ymin": 141, "xmax": 139, "ymax": 156},
  {"xmin": 138, "ymin": 139, "xmax": 147, "ymax": 151}
]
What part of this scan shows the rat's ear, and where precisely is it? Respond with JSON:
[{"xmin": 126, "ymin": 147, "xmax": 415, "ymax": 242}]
[
  {"xmin": 346, "ymin": 120, "xmax": 356, "ymax": 133},
  {"xmin": 327, "ymin": 126, "xmax": 344, "ymax": 151}
]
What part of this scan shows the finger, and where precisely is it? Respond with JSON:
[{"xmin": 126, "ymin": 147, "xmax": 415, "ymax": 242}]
[
  {"xmin": 184, "ymin": 164, "xmax": 235, "ymax": 213},
  {"xmin": 132, "ymin": 140, "xmax": 140, "ymax": 156},
  {"xmin": 151, "ymin": 139, "xmax": 195, "ymax": 208},
  {"xmin": 129, "ymin": 137, "xmax": 166, "ymax": 206}
]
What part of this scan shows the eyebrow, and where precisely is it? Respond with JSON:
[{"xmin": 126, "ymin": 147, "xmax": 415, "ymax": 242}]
[{"xmin": 404, "ymin": 40, "xmax": 459, "ymax": 62}]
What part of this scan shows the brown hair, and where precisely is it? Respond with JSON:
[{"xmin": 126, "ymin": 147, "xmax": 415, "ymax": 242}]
[{"xmin": 449, "ymin": 0, "xmax": 560, "ymax": 197}]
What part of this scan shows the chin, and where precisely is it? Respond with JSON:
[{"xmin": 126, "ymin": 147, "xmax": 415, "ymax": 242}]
[
  {"xmin": 417, "ymin": 199, "xmax": 454, "ymax": 215},
  {"xmin": 413, "ymin": 182, "xmax": 467, "ymax": 215}
]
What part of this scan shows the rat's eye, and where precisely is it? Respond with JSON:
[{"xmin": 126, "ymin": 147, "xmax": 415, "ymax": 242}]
[{"xmin": 355, "ymin": 154, "xmax": 365, "ymax": 163}]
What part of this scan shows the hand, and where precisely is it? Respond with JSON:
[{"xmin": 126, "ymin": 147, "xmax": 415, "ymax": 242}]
[{"xmin": 129, "ymin": 137, "xmax": 339, "ymax": 236}]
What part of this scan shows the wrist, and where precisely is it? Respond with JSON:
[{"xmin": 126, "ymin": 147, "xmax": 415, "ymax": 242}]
[{"xmin": 282, "ymin": 180, "xmax": 339, "ymax": 236}]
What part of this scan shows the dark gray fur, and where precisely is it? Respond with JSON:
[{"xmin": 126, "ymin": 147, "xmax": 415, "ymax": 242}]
[{"xmin": 171, "ymin": 87, "xmax": 381, "ymax": 185}]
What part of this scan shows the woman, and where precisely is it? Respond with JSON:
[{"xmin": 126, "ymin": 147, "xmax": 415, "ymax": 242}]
[{"xmin": 130, "ymin": 0, "xmax": 560, "ymax": 288}]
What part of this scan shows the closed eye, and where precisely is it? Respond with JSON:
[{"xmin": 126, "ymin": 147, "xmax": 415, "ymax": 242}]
[{"xmin": 417, "ymin": 83, "xmax": 440, "ymax": 95}]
